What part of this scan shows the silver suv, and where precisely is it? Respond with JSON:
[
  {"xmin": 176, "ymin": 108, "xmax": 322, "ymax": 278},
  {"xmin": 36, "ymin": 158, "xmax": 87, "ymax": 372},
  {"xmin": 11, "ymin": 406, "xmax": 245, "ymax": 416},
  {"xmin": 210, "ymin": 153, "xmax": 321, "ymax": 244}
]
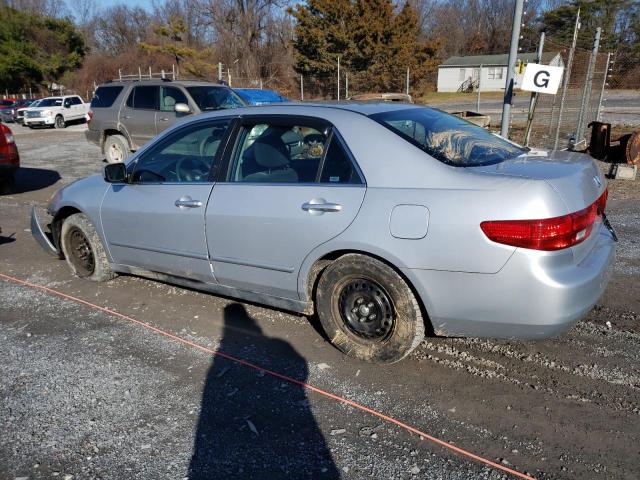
[{"xmin": 85, "ymin": 79, "xmax": 245, "ymax": 163}]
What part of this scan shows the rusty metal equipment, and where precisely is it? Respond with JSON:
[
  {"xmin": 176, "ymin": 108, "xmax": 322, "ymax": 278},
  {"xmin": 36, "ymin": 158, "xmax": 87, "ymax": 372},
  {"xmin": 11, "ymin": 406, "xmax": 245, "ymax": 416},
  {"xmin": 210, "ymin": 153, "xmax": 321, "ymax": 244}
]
[
  {"xmin": 588, "ymin": 121, "xmax": 611, "ymax": 160},
  {"xmin": 588, "ymin": 124, "xmax": 640, "ymax": 166},
  {"xmin": 621, "ymin": 129, "xmax": 640, "ymax": 165}
]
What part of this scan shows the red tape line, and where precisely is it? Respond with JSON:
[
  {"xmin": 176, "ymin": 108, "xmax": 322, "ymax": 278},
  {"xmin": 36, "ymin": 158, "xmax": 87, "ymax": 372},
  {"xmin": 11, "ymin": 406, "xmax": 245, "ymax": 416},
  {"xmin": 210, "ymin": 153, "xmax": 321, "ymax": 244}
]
[{"xmin": 0, "ymin": 272, "xmax": 536, "ymax": 480}]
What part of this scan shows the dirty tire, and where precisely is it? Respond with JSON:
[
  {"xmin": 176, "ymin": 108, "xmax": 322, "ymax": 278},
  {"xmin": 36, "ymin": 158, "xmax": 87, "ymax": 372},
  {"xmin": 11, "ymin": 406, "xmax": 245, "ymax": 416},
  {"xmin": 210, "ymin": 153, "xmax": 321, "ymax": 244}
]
[
  {"xmin": 60, "ymin": 213, "xmax": 116, "ymax": 282},
  {"xmin": 104, "ymin": 134, "xmax": 129, "ymax": 164},
  {"xmin": 316, "ymin": 254, "xmax": 424, "ymax": 364},
  {"xmin": 54, "ymin": 115, "xmax": 65, "ymax": 129}
]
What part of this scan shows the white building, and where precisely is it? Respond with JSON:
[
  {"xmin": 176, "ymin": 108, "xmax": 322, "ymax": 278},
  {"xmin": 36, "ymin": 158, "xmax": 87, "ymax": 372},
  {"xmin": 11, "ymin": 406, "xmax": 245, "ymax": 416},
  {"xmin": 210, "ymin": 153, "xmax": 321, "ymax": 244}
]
[{"xmin": 437, "ymin": 52, "xmax": 563, "ymax": 92}]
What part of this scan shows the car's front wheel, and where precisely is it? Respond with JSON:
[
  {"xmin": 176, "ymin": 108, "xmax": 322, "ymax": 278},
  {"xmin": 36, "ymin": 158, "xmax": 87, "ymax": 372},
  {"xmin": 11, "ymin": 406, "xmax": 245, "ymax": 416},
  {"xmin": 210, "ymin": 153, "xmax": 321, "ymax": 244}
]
[
  {"xmin": 104, "ymin": 134, "xmax": 129, "ymax": 163},
  {"xmin": 315, "ymin": 254, "xmax": 425, "ymax": 363},
  {"xmin": 60, "ymin": 213, "xmax": 116, "ymax": 282},
  {"xmin": 54, "ymin": 115, "xmax": 65, "ymax": 129}
]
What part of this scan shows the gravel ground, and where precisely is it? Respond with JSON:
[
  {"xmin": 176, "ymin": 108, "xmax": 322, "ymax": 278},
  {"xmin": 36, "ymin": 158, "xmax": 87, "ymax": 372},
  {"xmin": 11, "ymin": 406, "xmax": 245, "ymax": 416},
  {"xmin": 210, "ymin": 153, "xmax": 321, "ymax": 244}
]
[{"xmin": 0, "ymin": 123, "xmax": 639, "ymax": 479}]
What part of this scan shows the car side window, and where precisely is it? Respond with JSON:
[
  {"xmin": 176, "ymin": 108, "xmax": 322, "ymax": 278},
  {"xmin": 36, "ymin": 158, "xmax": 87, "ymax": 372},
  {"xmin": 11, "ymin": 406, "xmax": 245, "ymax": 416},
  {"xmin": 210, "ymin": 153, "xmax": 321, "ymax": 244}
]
[
  {"xmin": 160, "ymin": 87, "xmax": 188, "ymax": 112},
  {"xmin": 230, "ymin": 123, "xmax": 328, "ymax": 184},
  {"xmin": 126, "ymin": 86, "xmax": 159, "ymax": 110},
  {"xmin": 131, "ymin": 120, "xmax": 230, "ymax": 184},
  {"xmin": 319, "ymin": 135, "xmax": 363, "ymax": 184}
]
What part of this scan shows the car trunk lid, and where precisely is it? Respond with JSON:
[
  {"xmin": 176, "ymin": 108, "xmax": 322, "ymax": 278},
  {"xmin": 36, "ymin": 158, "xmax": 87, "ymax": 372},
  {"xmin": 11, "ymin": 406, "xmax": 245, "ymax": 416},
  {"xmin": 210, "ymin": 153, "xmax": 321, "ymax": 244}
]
[{"xmin": 472, "ymin": 150, "xmax": 608, "ymax": 263}]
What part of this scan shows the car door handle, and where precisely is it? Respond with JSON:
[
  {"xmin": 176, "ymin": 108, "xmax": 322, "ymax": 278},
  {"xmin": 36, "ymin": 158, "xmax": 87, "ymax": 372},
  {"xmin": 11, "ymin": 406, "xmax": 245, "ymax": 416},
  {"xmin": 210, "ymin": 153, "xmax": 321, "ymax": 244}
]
[
  {"xmin": 175, "ymin": 197, "xmax": 202, "ymax": 208},
  {"xmin": 302, "ymin": 201, "xmax": 342, "ymax": 213},
  {"xmin": 123, "ymin": 115, "xmax": 131, "ymax": 119},
  {"xmin": 159, "ymin": 117, "xmax": 169, "ymax": 122}
]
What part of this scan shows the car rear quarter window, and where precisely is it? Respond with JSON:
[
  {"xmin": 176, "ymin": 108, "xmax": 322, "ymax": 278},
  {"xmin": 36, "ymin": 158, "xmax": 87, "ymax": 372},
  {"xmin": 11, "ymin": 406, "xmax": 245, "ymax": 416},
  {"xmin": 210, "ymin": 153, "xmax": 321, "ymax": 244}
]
[
  {"xmin": 320, "ymin": 135, "xmax": 362, "ymax": 184},
  {"xmin": 90, "ymin": 86, "xmax": 123, "ymax": 108},
  {"xmin": 370, "ymin": 107, "xmax": 525, "ymax": 167}
]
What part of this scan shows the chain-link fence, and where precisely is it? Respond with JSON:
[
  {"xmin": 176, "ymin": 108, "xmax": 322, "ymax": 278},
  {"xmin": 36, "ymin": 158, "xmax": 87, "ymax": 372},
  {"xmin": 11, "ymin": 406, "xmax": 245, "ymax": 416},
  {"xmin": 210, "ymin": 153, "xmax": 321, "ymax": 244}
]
[
  {"xmin": 524, "ymin": 36, "xmax": 610, "ymax": 150},
  {"xmin": 228, "ymin": 71, "xmax": 412, "ymax": 101}
]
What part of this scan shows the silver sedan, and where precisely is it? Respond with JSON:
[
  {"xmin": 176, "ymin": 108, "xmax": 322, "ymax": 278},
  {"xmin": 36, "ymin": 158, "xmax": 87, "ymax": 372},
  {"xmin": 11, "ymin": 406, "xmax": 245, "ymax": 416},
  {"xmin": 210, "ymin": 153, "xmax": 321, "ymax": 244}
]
[{"xmin": 32, "ymin": 103, "xmax": 616, "ymax": 363}]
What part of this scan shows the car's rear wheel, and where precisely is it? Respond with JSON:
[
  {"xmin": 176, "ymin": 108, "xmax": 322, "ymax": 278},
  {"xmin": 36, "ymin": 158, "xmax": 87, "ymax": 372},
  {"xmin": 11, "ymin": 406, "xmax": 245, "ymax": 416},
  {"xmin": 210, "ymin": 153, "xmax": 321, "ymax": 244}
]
[
  {"xmin": 54, "ymin": 115, "xmax": 65, "ymax": 129},
  {"xmin": 60, "ymin": 213, "xmax": 116, "ymax": 282},
  {"xmin": 315, "ymin": 254, "xmax": 425, "ymax": 363},
  {"xmin": 104, "ymin": 134, "xmax": 129, "ymax": 163}
]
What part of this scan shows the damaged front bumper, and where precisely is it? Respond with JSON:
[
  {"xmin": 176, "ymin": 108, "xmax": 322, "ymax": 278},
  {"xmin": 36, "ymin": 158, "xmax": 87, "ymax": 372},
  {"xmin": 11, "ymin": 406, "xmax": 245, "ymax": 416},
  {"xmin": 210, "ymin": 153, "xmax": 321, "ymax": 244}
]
[{"xmin": 31, "ymin": 206, "xmax": 59, "ymax": 256}]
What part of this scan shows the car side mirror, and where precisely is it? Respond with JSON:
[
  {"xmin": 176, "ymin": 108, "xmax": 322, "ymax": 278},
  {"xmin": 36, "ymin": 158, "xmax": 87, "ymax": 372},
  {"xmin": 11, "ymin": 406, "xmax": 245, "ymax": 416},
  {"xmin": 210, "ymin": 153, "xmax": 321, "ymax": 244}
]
[
  {"xmin": 103, "ymin": 163, "xmax": 127, "ymax": 183},
  {"xmin": 174, "ymin": 103, "xmax": 191, "ymax": 114},
  {"xmin": 64, "ymin": 103, "xmax": 71, "ymax": 109}
]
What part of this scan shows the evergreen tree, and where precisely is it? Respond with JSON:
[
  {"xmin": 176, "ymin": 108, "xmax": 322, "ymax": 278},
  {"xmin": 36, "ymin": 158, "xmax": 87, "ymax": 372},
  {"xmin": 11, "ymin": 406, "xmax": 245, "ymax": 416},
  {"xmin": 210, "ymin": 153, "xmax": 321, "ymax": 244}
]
[
  {"xmin": 140, "ymin": 15, "xmax": 213, "ymax": 78},
  {"xmin": 290, "ymin": 0, "xmax": 437, "ymax": 94},
  {"xmin": 0, "ymin": 6, "xmax": 86, "ymax": 92}
]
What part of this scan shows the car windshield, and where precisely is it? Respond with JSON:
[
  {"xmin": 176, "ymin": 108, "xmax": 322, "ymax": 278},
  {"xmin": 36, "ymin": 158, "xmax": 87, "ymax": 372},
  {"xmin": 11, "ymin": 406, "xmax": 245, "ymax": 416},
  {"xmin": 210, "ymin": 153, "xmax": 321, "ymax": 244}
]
[
  {"xmin": 370, "ymin": 107, "xmax": 526, "ymax": 167},
  {"xmin": 39, "ymin": 98, "xmax": 63, "ymax": 107},
  {"xmin": 186, "ymin": 86, "xmax": 245, "ymax": 111}
]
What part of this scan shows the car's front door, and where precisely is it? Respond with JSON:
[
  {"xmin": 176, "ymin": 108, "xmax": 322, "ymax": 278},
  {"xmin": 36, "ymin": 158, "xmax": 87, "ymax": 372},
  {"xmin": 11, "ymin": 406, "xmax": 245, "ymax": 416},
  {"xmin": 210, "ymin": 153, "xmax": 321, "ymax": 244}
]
[
  {"xmin": 119, "ymin": 85, "xmax": 159, "ymax": 148},
  {"xmin": 206, "ymin": 116, "xmax": 366, "ymax": 299},
  {"xmin": 100, "ymin": 118, "xmax": 233, "ymax": 281},
  {"xmin": 156, "ymin": 86, "xmax": 191, "ymax": 135}
]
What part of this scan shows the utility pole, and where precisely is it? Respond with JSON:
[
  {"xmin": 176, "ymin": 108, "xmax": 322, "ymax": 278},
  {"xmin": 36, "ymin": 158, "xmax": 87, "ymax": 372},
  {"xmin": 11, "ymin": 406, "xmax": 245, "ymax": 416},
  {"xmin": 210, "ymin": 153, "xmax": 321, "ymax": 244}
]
[
  {"xmin": 218, "ymin": 62, "xmax": 223, "ymax": 82},
  {"xmin": 524, "ymin": 31, "xmax": 545, "ymax": 146},
  {"xmin": 300, "ymin": 75, "xmax": 304, "ymax": 101},
  {"xmin": 596, "ymin": 53, "xmax": 611, "ymax": 122},
  {"xmin": 553, "ymin": 8, "xmax": 580, "ymax": 150},
  {"xmin": 337, "ymin": 56, "xmax": 341, "ymax": 100},
  {"xmin": 500, "ymin": 0, "xmax": 525, "ymax": 138},
  {"xmin": 575, "ymin": 27, "xmax": 601, "ymax": 146},
  {"xmin": 346, "ymin": 74, "xmax": 349, "ymax": 99}
]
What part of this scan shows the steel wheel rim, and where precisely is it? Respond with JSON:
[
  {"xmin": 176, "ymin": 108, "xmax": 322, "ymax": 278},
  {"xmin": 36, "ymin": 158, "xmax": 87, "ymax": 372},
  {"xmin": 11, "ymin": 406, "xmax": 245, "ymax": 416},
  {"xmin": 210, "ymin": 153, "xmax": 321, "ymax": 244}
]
[
  {"xmin": 56, "ymin": 117, "xmax": 64, "ymax": 128},
  {"xmin": 338, "ymin": 278, "xmax": 395, "ymax": 340},
  {"xmin": 68, "ymin": 227, "xmax": 94, "ymax": 276}
]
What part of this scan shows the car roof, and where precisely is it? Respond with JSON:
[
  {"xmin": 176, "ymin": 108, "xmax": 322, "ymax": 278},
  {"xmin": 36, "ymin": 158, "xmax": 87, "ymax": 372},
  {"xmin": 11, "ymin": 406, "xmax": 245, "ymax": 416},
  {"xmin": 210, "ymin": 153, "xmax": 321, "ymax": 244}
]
[
  {"xmin": 200, "ymin": 101, "xmax": 422, "ymax": 118},
  {"xmin": 99, "ymin": 80, "xmax": 230, "ymax": 88}
]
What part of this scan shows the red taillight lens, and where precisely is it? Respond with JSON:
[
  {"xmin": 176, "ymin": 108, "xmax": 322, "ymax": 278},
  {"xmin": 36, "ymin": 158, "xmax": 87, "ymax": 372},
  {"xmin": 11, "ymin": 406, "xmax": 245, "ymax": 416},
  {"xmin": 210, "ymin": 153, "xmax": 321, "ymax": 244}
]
[
  {"xmin": 87, "ymin": 110, "xmax": 93, "ymax": 124},
  {"xmin": 481, "ymin": 190, "xmax": 607, "ymax": 251},
  {"xmin": 0, "ymin": 123, "xmax": 19, "ymax": 166}
]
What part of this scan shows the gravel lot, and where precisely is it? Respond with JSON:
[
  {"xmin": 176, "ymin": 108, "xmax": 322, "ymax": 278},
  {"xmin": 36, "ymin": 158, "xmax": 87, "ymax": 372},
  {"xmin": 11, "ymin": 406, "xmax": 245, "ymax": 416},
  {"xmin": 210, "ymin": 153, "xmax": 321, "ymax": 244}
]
[{"xmin": 1, "ymin": 123, "xmax": 639, "ymax": 479}]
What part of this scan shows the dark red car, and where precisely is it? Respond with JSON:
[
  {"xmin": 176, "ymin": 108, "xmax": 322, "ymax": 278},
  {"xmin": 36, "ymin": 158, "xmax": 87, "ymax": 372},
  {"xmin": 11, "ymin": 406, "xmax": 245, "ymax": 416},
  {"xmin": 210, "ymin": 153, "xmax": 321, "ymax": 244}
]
[{"xmin": 0, "ymin": 122, "xmax": 19, "ymax": 193}]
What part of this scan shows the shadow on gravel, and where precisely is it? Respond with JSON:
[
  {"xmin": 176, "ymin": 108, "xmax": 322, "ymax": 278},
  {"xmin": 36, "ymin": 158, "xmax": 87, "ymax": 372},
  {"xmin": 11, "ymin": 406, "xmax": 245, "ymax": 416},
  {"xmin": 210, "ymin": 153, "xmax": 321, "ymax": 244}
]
[
  {"xmin": 9, "ymin": 167, "xmax": 61, "ymax": 194},
  {"xmin": 0, "ymin": 233, "xmax": 16, "ymax": 245},
  {"xmin": 188, "ymin": 303, "xmax": 339, "ymax": 479}
]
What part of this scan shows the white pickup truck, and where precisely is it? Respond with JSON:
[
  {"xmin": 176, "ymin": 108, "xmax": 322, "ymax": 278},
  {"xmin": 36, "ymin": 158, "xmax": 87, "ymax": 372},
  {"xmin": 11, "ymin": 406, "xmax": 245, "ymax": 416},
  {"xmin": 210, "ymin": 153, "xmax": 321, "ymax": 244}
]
[{"xmin": 23, "ymin": 95, "xmax": 89, "ymax": 129}]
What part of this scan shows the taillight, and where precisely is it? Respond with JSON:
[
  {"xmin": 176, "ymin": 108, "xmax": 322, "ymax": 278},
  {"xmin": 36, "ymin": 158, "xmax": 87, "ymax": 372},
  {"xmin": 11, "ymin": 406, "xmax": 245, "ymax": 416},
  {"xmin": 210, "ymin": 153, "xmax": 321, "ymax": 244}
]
[
  {"xmin": 0, "ymin": 123, "xmax": 19, "ymax": 166},
  {"xmin": 481, "ymin": 190, "xmax": 608, "ymax": 251},
  {"xmin": 87, "ymin": 110, "xmax": 93, "ymax": 124},
  {"xmin": 0, "ymin": 123, "xmax": 13, "ymax": 145}
]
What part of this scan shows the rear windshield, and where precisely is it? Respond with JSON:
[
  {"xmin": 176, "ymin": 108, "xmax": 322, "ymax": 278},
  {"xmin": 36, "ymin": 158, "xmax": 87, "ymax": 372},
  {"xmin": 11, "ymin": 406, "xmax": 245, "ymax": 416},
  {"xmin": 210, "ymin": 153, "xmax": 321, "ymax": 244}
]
[
  {"xmin": 39, "ymin": 98, "xmax": 63, "ymax": 107},
  {"xmin": 91, "ymin": 86, "xmax": 123, "ymax": 108},
  {"xmin": 186, "ymin": 86, "xmax": 245, "ymax": 111},
  {"xmin": 370, "ymin": 108, "xmax": 525, "ymax": 167}
]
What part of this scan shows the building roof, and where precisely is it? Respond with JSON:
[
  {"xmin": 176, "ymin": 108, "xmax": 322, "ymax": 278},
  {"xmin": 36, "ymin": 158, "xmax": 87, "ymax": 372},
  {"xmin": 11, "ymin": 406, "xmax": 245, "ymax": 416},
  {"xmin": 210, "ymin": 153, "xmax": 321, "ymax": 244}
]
[{"xmin": 440, "ymin": 52, "xmax": 559, "ymax": 67}]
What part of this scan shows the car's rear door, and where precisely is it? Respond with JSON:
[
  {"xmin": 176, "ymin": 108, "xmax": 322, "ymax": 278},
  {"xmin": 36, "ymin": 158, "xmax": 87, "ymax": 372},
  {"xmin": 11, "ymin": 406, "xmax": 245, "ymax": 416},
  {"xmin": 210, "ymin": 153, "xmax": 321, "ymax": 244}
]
[
  {"xmin": 119, "ymin": 86, "xmax": 159, "ymax": 148},
  {"xmin": 205, "ymin": 115, "xmax": 366, "ymax": 299},
  {"xmin": 100, "ymin": 118, "xmax": 234, "ymax": 282}
]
